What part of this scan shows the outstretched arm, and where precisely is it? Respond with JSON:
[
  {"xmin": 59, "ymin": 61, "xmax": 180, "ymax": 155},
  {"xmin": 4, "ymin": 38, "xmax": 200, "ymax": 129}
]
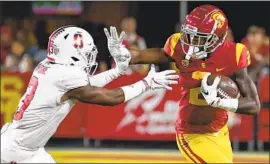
[
  {"xmin": 90, "ymin": 47, "xmax": 131, "ymax": 87},
  {"xmin": 62, "ymin": 66, "xmax": 179, "ymax": 106},
  {"xmin": 129, "ymin": 47, "xmax": 174, "ymax": 64},
  {"xmin": 90, "ymin": 27, "xmax": 131, "ymax": 87},
  {"xmin": 104, "ymin": 26, "xmax": 175, "ymax": 65},
  {"xmin": 128, "ymin": 33, "xmax": 182, "ymax": 65},
  {"xmin": 62, "ymin": 82, "xmax": 140, "ymax": 106}
]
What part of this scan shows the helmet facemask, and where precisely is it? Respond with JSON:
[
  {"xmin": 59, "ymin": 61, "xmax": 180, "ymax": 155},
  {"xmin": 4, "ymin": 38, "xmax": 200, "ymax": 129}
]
[
  {"xmin": 81, "ymin": 45, "xmax": 98, "ymax": 76},
  {"xmin": 180, "ymin": 24, "xmax": 221, "ymax": 60},
  {"xmin": 71, "ymin": 45, "xmax": 98, "ymax": 76}
]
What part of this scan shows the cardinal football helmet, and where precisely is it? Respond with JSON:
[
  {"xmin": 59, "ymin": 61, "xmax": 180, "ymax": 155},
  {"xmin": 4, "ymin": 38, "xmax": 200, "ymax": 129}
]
[
  {"xmin": 180, "ymin": 5, "xmax": 228, "ymax": 60},
  {"xmin": 47, "ymin": 25, "xmax": 98, "ymax": 75}
]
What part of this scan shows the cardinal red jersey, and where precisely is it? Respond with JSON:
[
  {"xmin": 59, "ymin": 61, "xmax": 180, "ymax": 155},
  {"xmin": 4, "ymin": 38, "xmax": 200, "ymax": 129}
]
[{"xmin": 164, "ymin": 33, "xmax": 251, "ymax": 134}]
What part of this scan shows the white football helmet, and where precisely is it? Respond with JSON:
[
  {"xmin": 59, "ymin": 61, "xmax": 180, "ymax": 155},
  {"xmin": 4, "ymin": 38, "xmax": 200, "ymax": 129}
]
[{"xmin": 47, "ymin": 25, "xmax": 98, "ymax": 75}]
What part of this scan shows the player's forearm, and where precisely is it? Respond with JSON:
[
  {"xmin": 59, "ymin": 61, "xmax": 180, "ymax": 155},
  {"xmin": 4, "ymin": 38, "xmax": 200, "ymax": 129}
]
[
  {"xmin": 72, "ymin": 87, "xmax": 125, "ymax": 106},
  {"xmin": 76, "ymin": 80, "xmax": 148, "ymax": 106},
  {"xmin": 89, "ymin": 68, "xmax": 122, "ymax": 87},
  {"xmin": 215, "ymin": 98, "xmax": 260, "ymax": 115},
  {"xmin": 232, "ymin": 68, "xmax": 261, "ymax": 115},
  {"xmin": 236, "ymin": 98, "xmax": 261, "ymax": 115},
  {"xmin": 101, "ymin": 80, "xmax": 149, "ymax": 106},
  {"xmin": 93, "ymin": 88, "xmax": 125, "ymax": 106},
  {"xmin": 129, "ymin": 48, "xmax": 169, "ymax": 64}
]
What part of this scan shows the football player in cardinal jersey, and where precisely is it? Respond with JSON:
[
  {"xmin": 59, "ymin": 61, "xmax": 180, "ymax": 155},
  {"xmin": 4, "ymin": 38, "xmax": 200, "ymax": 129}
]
[
  {"xmin": 108, "ymin": 5, "xmax": 261, "ymax": 163},
  {"xmin": 0, "ymin": 26, "xmax": 179, "ymax": 163}
]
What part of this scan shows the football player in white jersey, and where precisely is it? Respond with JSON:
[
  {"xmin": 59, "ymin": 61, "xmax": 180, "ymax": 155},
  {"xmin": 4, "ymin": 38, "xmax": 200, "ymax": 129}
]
[{"xmin": 1, "ymin": 26, "xmax": 179, "ymax": 163}]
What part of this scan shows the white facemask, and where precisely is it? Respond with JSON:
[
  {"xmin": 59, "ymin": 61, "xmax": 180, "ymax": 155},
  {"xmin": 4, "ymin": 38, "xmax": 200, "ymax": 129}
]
[{"xmin": 186, "ymin": 46, "xmax": 208, "ymax": 60}]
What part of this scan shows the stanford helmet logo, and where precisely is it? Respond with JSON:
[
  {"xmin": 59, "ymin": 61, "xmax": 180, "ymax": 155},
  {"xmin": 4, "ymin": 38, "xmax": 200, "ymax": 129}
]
[{"xmin": 73, "ymin": 33, "xmax": 84, "ymax": 49}]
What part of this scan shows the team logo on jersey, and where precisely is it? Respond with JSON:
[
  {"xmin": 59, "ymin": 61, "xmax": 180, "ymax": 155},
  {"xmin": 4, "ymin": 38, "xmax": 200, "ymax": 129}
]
[
  {"xmin": 181, "ymin": 59, "xmax": 189, "ymax": 67},
  {"xmin": 211, "ymin": 11, "xmax": 225, "ymax": 28}
]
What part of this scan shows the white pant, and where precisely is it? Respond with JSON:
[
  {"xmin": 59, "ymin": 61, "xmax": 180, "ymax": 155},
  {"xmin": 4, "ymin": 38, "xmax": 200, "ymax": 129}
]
[
  {"xmin": 1, "ymin": 124, "xmax": 55, "ymax": 163},
  {"xmin": 1, "ymin": 147, "xmax": 55, "ymax": 163}
]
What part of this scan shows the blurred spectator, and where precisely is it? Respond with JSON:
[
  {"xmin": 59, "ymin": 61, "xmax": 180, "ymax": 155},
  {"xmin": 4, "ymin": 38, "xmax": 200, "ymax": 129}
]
[
  {"xmin": 17, "ymin": 28, "xmax": 38, "ymax": 54},
  {"xmin": 241, "ymin": 26, "xmax": 269, "ymax": 84},
  {"xmin": 4, "ymin": 18, "xmax": 18, "ymax": 36},
  {"xmin": 121, "ymin": 17, "xmax": 147, "ymax": 49},
  {"xmin": 120, "ymin": 17, "xmax": 149, "ymax": 75},
  {"xmin": 22, "ymin": 19, "xmax": 39, "ymax": 56},
  {"xmin": 4, "ymin": 29, "xmax": 33, "ymax": 72},
  {"xmin": 1, "ymin": 25, "xmax": 12, "ymax": 65}
]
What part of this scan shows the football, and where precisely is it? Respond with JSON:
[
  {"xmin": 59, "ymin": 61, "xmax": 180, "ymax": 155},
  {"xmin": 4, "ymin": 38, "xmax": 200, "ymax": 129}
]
[{"xmin": 207, "ymin": 74, "xmax": 240, "ymax": 99}]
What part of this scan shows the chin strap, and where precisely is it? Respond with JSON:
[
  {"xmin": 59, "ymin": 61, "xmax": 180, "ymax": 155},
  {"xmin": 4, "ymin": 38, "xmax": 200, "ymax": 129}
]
[
  {"xmin": 185, "ymin": 46, "xmax": 208, "ymax": 60},
  {"xmin": 185, "ymin": 46, "xmax": 193, "ymax": 60}
]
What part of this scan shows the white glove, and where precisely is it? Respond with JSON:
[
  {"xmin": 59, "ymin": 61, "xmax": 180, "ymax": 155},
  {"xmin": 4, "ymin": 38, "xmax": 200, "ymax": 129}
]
[
  {"xmin": 200, "ymin": 73, "xmax": 221, "ymax": 107},
  {"xmin": 201, "ymin": 73, "xmax": 239, "ymax": 112},
  {"xmin": 120, "ymin": 65, "xmax": 179, "ymax": 102},
  {"xmin": 104, "ymin": 26, "xmax": 131, "ymax": 74},
  {"xmin": 144, "ymin": 65, "xmax": 179, "ymax": 90},
  {"xmin": 114, "ymin": 46, "xmax": 131, "ymax": 74}
]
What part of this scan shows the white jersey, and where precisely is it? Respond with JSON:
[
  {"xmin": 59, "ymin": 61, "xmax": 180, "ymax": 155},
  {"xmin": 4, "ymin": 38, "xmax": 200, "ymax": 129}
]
[{"xmin": 1, "ymin": 59, "xmax": 89, "ymax": 149}]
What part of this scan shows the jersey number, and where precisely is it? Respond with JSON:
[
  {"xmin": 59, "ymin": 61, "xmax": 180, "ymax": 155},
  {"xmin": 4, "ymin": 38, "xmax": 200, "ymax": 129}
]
[
  {"xmin": 189, "ymin": 71, "xmax": 209, "ymax": 106},
  {"xmin": 189, "ymin": 87, "xmax": 208, "ymax": 106},
  {"xmin": 14, "ymin": 76, "xmax": 39, "ymax": 120}
]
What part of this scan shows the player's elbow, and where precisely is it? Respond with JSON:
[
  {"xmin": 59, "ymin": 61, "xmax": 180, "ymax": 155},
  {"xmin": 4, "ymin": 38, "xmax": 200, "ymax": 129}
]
[{"xmin": 247, "ymin": 102, "xmax": 261, "ymax": 115}]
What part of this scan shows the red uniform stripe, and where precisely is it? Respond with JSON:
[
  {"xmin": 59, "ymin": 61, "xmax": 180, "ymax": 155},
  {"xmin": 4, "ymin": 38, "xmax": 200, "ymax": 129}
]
[
  {"xmin": 180, "ymin": 134, "xmax": 207, "ymax": 164},
  {"xmin": 176, "ymin": 133, "xmax": 198, "ymax": 163}
]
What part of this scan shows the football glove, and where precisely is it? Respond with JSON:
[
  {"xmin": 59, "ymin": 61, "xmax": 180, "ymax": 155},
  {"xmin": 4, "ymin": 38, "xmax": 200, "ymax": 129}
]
[
  {"xmin": 104, "ymin": 26, "xmax": 130, "ymax": 74},
  {"xmin": 144, "ymin": 65, "xmax": 179, "ymax": 90},
  {"xmin": 200, "ymin": 73, "xmax": 221, "ymax": 107}
]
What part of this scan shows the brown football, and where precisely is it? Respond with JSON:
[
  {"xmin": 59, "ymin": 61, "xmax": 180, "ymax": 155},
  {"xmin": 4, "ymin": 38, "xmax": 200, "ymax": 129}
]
[{"xmin": 207, "ymin": 74, "xmax": 240, "ymax": 99}]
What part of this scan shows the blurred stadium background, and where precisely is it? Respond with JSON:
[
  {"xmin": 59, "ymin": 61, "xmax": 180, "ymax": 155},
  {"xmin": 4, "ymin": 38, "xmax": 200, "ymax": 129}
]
[{"xmin": 0, "ymin": 1, "xmax": 269, "ymax": 163}]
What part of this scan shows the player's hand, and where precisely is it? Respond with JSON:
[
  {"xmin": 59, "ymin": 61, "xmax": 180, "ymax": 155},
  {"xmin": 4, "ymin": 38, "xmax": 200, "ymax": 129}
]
[
  {"xmin": 200, "ymin": 73, "xmax": 221, "ymax": 107},
  {"xmin": 104, "ymin": 26, "xmax": 131, "ymax": 74},
  {"xmin": 104, "ymin": 26, "xmax": 128, "ymax": 59},
  {"xmin": 114, "ymin": 46, "xmax": 131, "ymax": 74},
  {"xmin": 144, "ymin": 65, "xmax": 179, "ymax": 90}
]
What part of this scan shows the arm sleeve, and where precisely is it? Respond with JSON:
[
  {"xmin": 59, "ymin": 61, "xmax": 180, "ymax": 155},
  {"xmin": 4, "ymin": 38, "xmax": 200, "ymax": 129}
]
[{"xmin": 88, "ymin": 68, "xmax": 121, "ymax": 87}]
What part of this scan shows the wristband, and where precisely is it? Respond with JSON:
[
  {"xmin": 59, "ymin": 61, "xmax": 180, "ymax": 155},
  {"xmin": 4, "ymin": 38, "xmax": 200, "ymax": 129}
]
[
  {"xmin": 217, "ymin": 98, "xmax": 239, "ymax": 112},
  {"xmin": 120, "ymin": 80, "xmax": 149, "ymax": 102},
  {"xmin": 89, "ymin": 68, "xmax": 121, "ymax": 87}
]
